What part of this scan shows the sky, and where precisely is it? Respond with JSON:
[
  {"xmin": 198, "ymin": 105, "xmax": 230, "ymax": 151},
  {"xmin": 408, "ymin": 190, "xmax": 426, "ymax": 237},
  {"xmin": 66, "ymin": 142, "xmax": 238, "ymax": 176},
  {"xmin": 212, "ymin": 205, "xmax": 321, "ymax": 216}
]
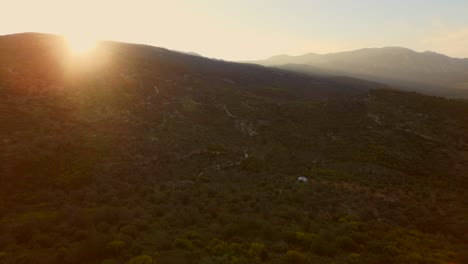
[{"xmin": 2, "ymin": 0, "xmax": 468, "ymax": 60}]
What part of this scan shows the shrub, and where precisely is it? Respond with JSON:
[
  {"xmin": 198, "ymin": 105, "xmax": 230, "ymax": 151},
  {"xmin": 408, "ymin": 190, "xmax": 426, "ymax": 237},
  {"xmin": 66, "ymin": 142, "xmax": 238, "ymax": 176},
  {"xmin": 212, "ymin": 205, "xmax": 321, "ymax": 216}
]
[
  {"xmin": 102, "ymin": 259, "xmax": 120, "ymax": 264},
  {"xmin": 347, "ymin": 253, "xmax": 361, "ymax": 264},
  {"xmin": 223, "ymin": 224, "xmax": 242, "ymax": 239},
  {"xmin": 311, "ymin": 238, "xmax": 336, "ymax": 256},
  {"xmin": 185, "ymin": 231, "xmax": 202, "ymax": 240},
  {"xmin": 337, "ymin": 236, "xmax": 359, "ymax": 252},
  {"xmin": 271, "ymin": 241, "xmax": 288, "ymax": 253},
  {"xmin": 228, "ymin": 243, "xmax": 243, "ymax": 255},
  {"xmin": 248, "ymin": 242, "xmax": 268, "ymax": 261},
  {"xmin": 128, "ymin": 255, "xmax": 154, "ymax": 264},
  {"xmin": 285, "ymin": 250, "xmax": 307, "ymax": 264},
  {"xmin": 208, "ymin": 239, "xmax": 227, "ymax": 255},
  {"xmin": 295, "ymin": 232, "xmax": 306, "ymax": 242},
  {"xmin": 291, "ymin": 232, "xmax": 315, "ymax": 248},
  {"xmin": 107, "ymin": 240, "xmax": 126, "ymax": 254},
  {"xmin": 174, "ymin": 238, "xmax": 194, "ymax": 250}
]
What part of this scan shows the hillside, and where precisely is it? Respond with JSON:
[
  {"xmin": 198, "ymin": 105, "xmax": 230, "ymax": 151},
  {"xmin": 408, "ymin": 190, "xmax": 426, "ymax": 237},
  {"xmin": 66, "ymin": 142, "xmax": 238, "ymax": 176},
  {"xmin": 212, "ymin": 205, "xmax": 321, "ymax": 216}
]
[
  {"xmin": 1, "ymin": 33, "xmax": 467, "ymax": 264},
  {"xmin": 249, "ymin": 47, "xmax": 468, "ymax": 98},
  {"xmin": 0, "ymin": 33, "xmax": 375, "ymax": 100}
]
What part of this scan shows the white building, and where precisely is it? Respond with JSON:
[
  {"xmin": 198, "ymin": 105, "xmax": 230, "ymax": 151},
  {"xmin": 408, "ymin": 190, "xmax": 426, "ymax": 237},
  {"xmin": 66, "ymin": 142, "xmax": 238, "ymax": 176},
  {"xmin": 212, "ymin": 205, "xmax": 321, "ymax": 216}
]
[{"xmin": 297, "ymin": 176, "xmax": 308, "ymax": 183}]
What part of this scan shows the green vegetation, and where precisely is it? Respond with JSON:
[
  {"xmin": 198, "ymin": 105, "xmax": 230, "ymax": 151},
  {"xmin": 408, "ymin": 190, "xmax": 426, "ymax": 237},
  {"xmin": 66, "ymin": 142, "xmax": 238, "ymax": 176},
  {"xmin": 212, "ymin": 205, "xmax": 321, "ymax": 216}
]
[
  {"xmin": 0, "ymin": 33, "xmax": 467, "ymax": 264},
  {"xmin": 285, "ymin": 250, "xmax": 307, "ymax": 264},
  {"xmin": 128, "ymin": 255, "xmax": 155, "ymax": 264}
]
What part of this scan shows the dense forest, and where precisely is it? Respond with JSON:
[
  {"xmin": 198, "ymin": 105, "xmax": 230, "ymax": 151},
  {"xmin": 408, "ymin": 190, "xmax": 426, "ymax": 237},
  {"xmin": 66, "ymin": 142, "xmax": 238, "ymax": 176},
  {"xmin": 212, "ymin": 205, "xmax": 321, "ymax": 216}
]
[{"xmin": 1, "ymin": 33, "xmax": 467, "ymax": 264}]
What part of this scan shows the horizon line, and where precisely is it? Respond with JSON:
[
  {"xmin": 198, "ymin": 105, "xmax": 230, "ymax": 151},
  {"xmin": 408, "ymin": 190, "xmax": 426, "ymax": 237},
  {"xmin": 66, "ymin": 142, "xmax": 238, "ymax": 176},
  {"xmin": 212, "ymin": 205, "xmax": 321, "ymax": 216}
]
[{"xmin": 2, "ymin": 31, "xmax": 467, "ymax": 61}]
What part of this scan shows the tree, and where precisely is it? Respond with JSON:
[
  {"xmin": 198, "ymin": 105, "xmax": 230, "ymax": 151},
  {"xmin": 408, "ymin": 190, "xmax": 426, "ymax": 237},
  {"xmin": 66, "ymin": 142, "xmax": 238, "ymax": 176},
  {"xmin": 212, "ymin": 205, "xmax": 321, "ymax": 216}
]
[
  {"xmin": 128, "ymin": 255, "xmax": 154, "ymax": 264},
  {"xmin": 174, "ymin": 238, "xmax": 194, "ymax": 250},
  {"xmin": 337, "ymin": 236, "xmax": 359, "ymax": 252},
  {"xmin": 248, "ymin": 242, "xmax": 268, "ymax": 262},
  {"xmin": 107, "ymin": 240, "xmax": 126, "ymax": 255},
  {"xmin": 285, "ymin": 250, "xmax": 307, "ymax": 264}
]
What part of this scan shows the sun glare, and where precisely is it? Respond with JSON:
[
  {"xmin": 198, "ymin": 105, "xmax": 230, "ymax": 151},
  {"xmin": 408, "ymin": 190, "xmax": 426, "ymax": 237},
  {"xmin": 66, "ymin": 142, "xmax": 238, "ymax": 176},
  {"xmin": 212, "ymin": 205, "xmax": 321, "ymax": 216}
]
[{"xmin": 66, "ymin": 35, "xmax": 98, "ymax": 55}]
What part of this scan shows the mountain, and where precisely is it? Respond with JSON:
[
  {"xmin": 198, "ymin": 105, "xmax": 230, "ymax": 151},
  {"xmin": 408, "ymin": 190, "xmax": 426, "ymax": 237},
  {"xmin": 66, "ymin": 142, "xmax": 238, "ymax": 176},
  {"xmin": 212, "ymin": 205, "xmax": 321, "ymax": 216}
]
[
  {"xmin": 249, "ymin": 47, "xmax": 468, "ymax": 98},
  {"xmin": 0, "ymin": 33, "xmax": 380, "ymax": 101},
  {"xmin": 1, "ymin": 33, "xmax": 467, "ymax": 264}
]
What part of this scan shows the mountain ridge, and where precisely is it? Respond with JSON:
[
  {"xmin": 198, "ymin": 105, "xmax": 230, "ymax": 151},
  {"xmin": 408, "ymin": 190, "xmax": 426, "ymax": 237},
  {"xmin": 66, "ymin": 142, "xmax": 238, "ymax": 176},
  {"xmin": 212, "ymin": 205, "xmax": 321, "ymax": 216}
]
[
  {"xmin": 248, "ymin": 47, "xmax": 468, "ymax": 98},
  {"xmin": 260, "ymin": 47, "xmax": 466, "ymax": 62}
]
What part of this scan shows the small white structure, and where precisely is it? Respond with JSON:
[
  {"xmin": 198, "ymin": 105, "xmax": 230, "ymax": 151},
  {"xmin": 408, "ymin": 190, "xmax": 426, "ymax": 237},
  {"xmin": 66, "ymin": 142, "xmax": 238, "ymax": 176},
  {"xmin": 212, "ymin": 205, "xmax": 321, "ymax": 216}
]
[{"xmin": 297, "ymin": 176, "xmax": 308, "ymax": 183}]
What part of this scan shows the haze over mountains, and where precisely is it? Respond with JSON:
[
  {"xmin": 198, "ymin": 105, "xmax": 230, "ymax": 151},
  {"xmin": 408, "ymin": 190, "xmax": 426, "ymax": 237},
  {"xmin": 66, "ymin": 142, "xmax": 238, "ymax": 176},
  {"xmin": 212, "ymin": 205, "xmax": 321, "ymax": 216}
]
[{"xmin": 249, "ymin": 47, "xmax": 468, "ymax": 98}]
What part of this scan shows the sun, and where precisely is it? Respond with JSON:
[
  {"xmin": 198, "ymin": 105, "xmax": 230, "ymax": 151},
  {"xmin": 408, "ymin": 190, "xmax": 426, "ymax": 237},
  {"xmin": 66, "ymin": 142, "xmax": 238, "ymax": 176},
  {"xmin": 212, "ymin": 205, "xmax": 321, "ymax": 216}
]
[{"xmin": 65, "ymin": 34, "xmax": 98, "ymax": 55}]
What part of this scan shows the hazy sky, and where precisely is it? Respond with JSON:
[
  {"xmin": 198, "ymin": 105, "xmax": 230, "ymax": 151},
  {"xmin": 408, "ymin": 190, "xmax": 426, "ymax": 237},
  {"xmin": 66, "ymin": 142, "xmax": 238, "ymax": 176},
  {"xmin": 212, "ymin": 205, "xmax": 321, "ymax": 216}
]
[{"xmin": 2, "ymin": 0, "xmax": 468, "ymax": 60}]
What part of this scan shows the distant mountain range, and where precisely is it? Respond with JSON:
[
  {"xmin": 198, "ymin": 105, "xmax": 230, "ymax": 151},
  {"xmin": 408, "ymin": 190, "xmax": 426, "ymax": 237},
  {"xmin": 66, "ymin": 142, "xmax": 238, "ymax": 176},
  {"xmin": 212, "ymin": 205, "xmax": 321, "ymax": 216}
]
[{"xmin": 248, "ymin": 47, "xmax": 468, "ymax": 98}]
